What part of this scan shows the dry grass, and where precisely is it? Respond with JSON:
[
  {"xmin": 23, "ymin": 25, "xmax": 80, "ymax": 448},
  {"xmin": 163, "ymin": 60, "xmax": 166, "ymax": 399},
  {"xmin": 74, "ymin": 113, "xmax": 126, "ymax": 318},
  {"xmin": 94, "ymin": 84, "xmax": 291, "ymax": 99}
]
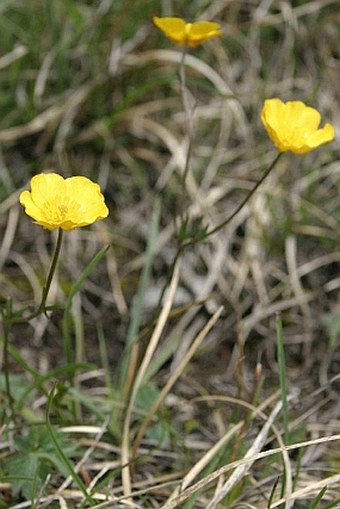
[{"xmin": 1, "ymin": 1, "xmax": 340, "ymax": 508}]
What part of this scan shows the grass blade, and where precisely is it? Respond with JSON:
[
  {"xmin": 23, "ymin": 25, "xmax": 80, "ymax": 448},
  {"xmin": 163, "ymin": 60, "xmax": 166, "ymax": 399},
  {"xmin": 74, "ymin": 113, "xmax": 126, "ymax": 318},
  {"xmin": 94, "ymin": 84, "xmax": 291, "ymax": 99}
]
[{"xmin": 45, "ymin": 385, "xmax": 96, "ymax": 507}]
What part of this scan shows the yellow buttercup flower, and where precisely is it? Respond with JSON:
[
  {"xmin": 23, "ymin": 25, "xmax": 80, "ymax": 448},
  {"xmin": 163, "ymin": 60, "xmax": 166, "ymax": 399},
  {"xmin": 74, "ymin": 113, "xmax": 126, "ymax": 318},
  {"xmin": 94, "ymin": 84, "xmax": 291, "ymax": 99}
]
[
  {"xmin": 153, "ymin": 16, "xmax": 222, "ymax": 47},
  {"xmin": 20, "ymin": 173, "xmax": 109, "ymax": 231},
  {"xmin": 261, "ymin": 98, "xmax": 335, "ymax": 154}
]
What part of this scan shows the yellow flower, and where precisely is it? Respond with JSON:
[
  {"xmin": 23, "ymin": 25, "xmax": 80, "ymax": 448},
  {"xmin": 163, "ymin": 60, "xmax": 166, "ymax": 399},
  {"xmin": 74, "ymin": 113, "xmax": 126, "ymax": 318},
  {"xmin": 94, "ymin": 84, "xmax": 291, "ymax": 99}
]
[
  {"xmin": 153, "ymin": 16, "xmax": 222, "ymax": 47},
  {"xmin": 19, "ymin": 173, "xmax": 109, "ymax": 231},
  {"xmin": 261, "ymin": 98, "xmax": 335, "ymax": 154}
]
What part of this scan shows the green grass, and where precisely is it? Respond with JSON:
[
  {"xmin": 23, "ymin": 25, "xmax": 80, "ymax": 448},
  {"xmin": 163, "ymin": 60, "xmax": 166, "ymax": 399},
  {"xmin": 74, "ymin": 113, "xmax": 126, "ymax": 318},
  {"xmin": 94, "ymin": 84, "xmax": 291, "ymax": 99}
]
[{"xmin": 1, "ymin": 0, "xmax": 340, "ymax": 508}]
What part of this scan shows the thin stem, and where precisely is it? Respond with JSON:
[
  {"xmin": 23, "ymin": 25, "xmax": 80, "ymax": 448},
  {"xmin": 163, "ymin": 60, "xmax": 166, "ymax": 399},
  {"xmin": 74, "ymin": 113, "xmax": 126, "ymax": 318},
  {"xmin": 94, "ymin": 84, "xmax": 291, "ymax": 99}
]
[
  {"xmin": 38, "ymin": 228, "xmax": 64, "ymax": 315},
  {"xmin": 8, "ymin": 228, "xmax": 64, "ymax": 325},
  {"xmin": 184, "ymin": 151, "xmax": 283, "ymax": 246},
  {"xmin": 46, "ymin": 385, "xmax": 96, "ymax": 506},
  {"xmin": 19, "ymin": 228, "xmax": 64, "ymax": 322},
  {"xmin": 179, "ymin": 45, "xmax": 194, "ymax": 193},
  {"xmin": 1, "ymin": 229, "xmax": 64, "ymax": 410},
  {"xmin": 3, "ymin": 321, "xmax": 11, "ymax": 405},
  {"xmin": 1, "ymin": 227, "xmax": 61, "ymax": 398},
  {"xmin": 2, "ymin": 300, "xmax": 15, "ymax": 419},
  {"xmin": 156, "ymin": 47, "xmax": 194, "ymax": 312},
  {"xmin": 179, "ymin": 46, "xmax": 189, "ymax": 121}
]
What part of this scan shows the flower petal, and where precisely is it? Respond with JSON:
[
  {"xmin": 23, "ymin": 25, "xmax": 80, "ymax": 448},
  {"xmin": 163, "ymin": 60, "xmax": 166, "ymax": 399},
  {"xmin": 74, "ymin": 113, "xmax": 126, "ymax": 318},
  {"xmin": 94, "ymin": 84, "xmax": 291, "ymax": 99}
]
[
  {"xmin": 188, "ymin": 21, "xmax": 223, "ymax": 46},
  {"xmin": 19, "ymin": 190, "xmax": 44, "ymax": 222},
  {"xmin": 29, "ymin": 173, "xmax": 67, "ymax": 209},
  {"xmin": 261, "ymin": 98, "xmax": 335, "ymax": 154},
  {"xmin": 153, "ymin": 16, "xmax": 222, "ymax": 46},
  {"xmin": 19, "ymin": 173, "xmax": 109, "ymax": 231},
  {"xmin": 303, "ymin": 123, "xmax": 335, "ymax": 151},
  {"xmin": 153, "ymin": 17, "xmax": 187, "ymax": 44}
]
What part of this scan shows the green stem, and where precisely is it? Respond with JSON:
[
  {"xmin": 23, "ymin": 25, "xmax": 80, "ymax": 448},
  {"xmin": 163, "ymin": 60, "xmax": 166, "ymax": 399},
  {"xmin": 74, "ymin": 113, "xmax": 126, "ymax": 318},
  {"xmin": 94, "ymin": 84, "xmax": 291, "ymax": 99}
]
[
  {"xmin": 2, "ymin": 300, "xmax": 15, "ymax": 418},
  {"xmin": 179, "ymin": 44, "xmax": 194, "ymax": 190},
  {"xmin": 184, "ymin": 151, "xmax": 283, "ymax": 246},
  {"xmin": 8, "ymin": 228, "xmax": 64, "ymax": 324},
  {"xmin": 38, "ymin": 228, "xmax": 64, "ymax": 315},
  {"xmin": 3, "ymin": 323, "xmax": 11, "ymax": 405},
  {"xmin": 155, "ymin": 48, "xmax": 194, "ymax": 324},
  {"xmin": 46, "ymin": 385, "xmax": 96, "ymax": 506},
  {"xmin": 17, "ymin": 228, "xmax": 64, "ymax": 322},
  {"xmin": 1, "ymin": 229, "xmax": 64, "ymax": 413}
]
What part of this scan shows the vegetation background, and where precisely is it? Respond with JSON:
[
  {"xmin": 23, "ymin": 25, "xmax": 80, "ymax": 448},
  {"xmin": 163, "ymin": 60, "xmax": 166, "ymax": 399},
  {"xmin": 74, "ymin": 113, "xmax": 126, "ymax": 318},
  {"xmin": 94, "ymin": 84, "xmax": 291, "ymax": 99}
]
[{"xmin": 0, "ymin": 0, "xmax": 339, "ymax": 507}]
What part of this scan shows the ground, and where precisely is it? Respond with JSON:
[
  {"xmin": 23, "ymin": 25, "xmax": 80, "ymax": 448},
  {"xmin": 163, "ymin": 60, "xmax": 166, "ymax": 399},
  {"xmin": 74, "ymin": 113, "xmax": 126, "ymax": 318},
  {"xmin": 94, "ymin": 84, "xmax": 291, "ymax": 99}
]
[{"xmin": 0, "ymin": 1, "xmax": 340, "ymax": 508}]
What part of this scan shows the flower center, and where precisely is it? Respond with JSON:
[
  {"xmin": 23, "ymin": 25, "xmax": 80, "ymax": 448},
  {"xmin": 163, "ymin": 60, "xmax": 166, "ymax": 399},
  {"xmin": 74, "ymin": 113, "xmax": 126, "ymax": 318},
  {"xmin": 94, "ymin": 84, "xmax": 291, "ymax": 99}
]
[
  {"xmin": 184, "ymin": 23, "xmax": 192, "ymax": 43},
  {"xmin": 42, "ymin": 196, "xmax": 80, "ymax": 224}
]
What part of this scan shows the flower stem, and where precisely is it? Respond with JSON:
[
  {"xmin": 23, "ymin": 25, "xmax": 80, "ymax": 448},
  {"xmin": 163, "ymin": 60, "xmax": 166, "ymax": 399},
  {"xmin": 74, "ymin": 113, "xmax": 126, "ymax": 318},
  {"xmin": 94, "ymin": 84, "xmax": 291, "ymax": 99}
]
[
  {"xmin": 6, "ymin": 228, "xmax": 64, "ymax": 325},
  {"xmin": 179, "ymin": 45, "xmax": 194, "ymax": 195},
  {"xmin": 1, "ymin": 229, "xmax": 64, "ymax": 412},
  {"xmin": 21, "ymin": 228, "xmax": 64, "ymax": 321},
  {"xmin": 184, "ymin": 151, "xmax": 283, "ymax": 246},
  {"xmin": 1, "ymin": 300, "xmax": 15, "ymax": 419},
  {"xmin": 38, "ymin": 228, "xmax": 64, "ymax": 315}
]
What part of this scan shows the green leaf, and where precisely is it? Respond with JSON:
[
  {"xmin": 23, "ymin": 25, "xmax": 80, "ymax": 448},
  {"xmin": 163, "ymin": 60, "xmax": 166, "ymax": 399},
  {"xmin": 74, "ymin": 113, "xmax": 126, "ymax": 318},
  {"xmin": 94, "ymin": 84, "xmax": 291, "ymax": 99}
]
[
  {"xmin": 136, "ymin": 382, "xmax": 160, "ymax": 411},
  {"xmin": 3, "ymin": 450, "xmax": 39, "ymax": 501},
  {"xmin": 2, "ymin": 426, "xmax": 77, "ymax": 501},
  {"xmin": 0, "ymin": 373, "xmax": 32, "ymax": 402},
  {"xmin": 136, "ymin": 383, "xmax": 171, "ymax": 447}
]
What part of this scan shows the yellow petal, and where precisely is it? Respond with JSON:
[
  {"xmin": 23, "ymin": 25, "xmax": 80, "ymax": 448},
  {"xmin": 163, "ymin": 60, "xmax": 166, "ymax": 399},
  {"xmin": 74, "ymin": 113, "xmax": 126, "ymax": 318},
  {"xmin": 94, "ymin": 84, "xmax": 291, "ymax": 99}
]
[
  {"xmin": 19, "ymin": 190, "xmax": 43, "ymax": 222},
  {"xmin": 66, "ymin": 176, "xmax": 109, "ymax": 224},
  {"xmin": 29, "ymin": 173, "xmax": 66, "ymax": 210},
  {"xmin": 187, "ymin": 21, "xmax": 223, "ymax": 46},
  {"xmin": 153, "ymin": 16, "xmax": 222, "ymax": 46},
  {"xmin": 261, "ymin": 98, "xmax": 335, "ymax": 154},
  {"xmin": 19, "ymin": 173, "xmax": 109, "ymax": 231},
  {"xmin": 302, "ymin": 123, "xmax": 335, "ymax": 151},
  {"xmin": 153, "ymin": 17, "xmax": 187, "ymax": 44}
]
